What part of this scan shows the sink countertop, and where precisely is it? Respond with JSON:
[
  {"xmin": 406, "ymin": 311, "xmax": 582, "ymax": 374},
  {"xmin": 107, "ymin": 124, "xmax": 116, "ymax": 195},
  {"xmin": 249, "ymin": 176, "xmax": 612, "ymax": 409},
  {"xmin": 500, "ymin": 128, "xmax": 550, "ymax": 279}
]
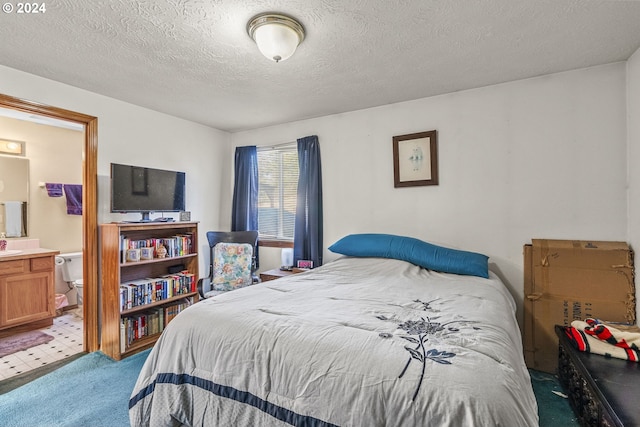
[{"xmin": 0, "ymin": 248, "xmax": 59, "ymax": 260}]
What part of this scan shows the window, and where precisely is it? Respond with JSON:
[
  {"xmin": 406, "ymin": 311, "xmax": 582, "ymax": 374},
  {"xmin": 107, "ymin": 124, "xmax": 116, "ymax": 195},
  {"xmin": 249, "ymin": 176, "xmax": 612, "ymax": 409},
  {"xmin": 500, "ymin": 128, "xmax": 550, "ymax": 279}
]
[{"xmin": 257, "ymin": 145, "xmax": 298, "ymax": 240}]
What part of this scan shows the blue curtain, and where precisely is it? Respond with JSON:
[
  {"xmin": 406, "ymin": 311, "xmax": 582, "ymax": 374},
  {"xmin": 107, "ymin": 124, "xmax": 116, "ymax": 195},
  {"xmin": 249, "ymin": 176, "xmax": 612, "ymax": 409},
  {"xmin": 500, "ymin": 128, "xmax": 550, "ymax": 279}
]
[
  {"xmin": 294, "ymin": 135, "xmax": 323, "ymax": 267},
  {"xmin": 231, "ymin": 146, "xmax": 259, "ymax": 266}
]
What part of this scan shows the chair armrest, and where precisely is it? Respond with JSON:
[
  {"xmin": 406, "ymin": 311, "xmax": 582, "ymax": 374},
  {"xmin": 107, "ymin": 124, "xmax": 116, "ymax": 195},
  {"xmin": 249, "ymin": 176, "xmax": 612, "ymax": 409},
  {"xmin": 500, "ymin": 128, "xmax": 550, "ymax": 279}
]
[{"xmin": 197, "ymin": 276, "xmax": 211, "ymax": 299}]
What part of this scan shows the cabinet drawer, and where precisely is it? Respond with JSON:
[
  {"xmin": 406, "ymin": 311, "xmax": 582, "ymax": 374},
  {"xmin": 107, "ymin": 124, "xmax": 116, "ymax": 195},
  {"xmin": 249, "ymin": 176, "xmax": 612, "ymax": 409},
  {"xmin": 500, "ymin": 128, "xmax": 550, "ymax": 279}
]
[
  {"xmin": 31, "ymin": 256, "xmax": 53, "ymax": 272},
  {"xmin": 0, "ymin": 260, "xmax": 26, "ymax": 275}
]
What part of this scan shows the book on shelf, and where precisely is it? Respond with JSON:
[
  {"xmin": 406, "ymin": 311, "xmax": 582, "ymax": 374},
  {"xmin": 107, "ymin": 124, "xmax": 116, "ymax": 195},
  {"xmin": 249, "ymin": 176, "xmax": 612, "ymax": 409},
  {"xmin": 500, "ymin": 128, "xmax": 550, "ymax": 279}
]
[
  {"xmin": 120, "ymin": 299, "xmax": 193, "ymax": 352},
  {"xmin": 121, "ymin": 307, "xmax": 166, "ymax": 352},
  {"xmin": 119, "ymin": 270, "xmax": 195, "ymax": 312},
  {"xmin": 164, "ymin": 298, "xmax": 192, "ymax": 325}
]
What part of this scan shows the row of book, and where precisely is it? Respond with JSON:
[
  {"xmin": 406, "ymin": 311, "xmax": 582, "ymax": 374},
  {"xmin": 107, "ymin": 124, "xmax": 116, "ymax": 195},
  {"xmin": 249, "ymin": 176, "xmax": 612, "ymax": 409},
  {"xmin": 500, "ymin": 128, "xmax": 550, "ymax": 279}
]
[
  {"xmin": 119, "ymin": 271, "xmax": 196, "ymax": 311},
  {"xmin": 120, "ymin": 299, "xmax": 192, "ymax": 353},
  {"xmin": 120, "ymin": 233, "xmax": 194, "ymax": 263}
]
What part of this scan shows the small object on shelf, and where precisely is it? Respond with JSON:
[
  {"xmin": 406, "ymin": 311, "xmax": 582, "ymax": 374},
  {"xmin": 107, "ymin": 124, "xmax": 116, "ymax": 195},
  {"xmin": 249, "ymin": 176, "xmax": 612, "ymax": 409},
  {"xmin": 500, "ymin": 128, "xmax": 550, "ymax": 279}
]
[
  {"xmin": 126, "ymin": 248, "xmax": 141, "ymax": 262},
  {"xmin": 140, "ymin": 247, "xmax": 154, "ymax": 260},
  {"xmin": 0, "ymin": 232, "xmax": 6, "ymax": 251},
  {"xmin": 281, "ymin": 248, "xmax": 293, "ymax": 269},
  {"xmin": 153, "ymin": 217, "xmax": 174, "ymax": 223},
  {"xmin": 156, "ymin": 244, "xmax": 167, "ymax": 258}
]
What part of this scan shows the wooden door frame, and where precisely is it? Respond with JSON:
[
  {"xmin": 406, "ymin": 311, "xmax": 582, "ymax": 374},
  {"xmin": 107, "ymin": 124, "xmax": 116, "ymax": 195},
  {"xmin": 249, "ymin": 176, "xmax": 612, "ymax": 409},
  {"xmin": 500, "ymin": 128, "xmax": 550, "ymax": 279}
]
[{"xmin": 0, "ymin": 93, "xmax": 99, "ymax": 353}]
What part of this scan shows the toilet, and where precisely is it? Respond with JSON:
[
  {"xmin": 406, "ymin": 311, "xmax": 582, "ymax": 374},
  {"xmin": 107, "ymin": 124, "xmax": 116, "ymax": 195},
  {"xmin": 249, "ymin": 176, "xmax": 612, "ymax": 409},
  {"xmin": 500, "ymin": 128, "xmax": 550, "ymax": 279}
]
[{"xmin": 56, "ymin": 252, "xmax": 84, "ymax": 305}]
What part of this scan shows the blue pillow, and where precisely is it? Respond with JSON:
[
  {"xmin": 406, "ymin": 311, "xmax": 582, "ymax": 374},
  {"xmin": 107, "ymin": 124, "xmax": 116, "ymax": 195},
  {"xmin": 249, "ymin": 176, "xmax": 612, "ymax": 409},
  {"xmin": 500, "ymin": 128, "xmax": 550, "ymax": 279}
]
[{"xmin": 328, "ymin": 234, "xmax": 489, "ymax": 278}]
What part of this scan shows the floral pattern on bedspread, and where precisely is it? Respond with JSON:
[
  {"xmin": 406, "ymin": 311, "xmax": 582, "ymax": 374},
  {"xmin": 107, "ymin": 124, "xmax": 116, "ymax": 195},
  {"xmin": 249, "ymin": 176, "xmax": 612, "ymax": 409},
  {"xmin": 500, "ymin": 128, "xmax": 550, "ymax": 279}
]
[{"xmin": 377, "ymin": 298, "xmax": 480, "ymax": 401}]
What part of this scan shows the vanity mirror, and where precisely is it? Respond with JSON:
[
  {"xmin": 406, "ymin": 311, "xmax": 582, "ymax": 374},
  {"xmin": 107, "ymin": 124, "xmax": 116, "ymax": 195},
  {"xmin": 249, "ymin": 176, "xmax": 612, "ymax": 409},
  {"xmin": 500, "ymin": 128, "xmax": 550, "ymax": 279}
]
[{"xmin": 0, "ymin": 155, "xmax": 29, "ymax": 237}]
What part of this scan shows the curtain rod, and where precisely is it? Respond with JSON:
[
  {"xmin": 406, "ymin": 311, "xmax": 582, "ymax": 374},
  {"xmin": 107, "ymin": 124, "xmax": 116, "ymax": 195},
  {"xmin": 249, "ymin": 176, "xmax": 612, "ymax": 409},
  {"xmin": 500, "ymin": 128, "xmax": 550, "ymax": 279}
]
[{"xmin": 257, "ymin": 141, "xmax": 296, "ymax": 151}]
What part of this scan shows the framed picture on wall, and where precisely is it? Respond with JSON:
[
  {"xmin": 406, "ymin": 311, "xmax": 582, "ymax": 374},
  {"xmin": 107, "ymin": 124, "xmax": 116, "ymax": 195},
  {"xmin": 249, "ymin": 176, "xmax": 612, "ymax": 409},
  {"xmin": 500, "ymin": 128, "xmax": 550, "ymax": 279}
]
[{"xmin": 393, "ymin": 130, "xmax": 438, "ymax": 188}]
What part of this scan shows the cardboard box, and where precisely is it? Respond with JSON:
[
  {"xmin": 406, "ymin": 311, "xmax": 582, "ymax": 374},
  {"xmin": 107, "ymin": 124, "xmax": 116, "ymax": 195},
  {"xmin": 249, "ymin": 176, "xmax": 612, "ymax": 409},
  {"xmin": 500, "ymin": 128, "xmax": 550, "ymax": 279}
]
[{"xmin": 523, "ymin": 239, "xmax": 635, "ymax": 373}]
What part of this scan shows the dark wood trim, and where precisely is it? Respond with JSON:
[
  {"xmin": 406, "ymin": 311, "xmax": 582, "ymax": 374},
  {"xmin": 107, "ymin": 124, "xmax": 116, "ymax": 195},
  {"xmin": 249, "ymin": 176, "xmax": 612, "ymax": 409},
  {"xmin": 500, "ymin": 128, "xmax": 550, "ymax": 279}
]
[
  {"xmin": 83, "ymin": 116, "xmax": 99, "ymax": 353},
  {"xmin": 0, "ymin": 93, "xmax": 99, "ymax": 353},
  {"xmin": 258, "ymin": 239, "xmax": 294, "ymax": 249}
]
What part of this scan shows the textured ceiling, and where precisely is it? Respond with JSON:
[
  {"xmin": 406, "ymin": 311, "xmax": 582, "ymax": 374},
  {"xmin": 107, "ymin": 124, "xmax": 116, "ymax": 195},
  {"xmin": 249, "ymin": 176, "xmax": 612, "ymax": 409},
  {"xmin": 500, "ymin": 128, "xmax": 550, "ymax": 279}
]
[{"xmin": 1, "ymin": 0, "xmax": 640, "ymax": 132}]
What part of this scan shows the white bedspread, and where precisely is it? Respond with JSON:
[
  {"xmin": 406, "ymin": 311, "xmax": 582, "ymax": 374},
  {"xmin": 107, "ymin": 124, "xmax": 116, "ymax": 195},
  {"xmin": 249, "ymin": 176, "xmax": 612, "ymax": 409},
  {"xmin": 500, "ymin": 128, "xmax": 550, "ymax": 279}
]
[{"xmin": 129, "ymin": 257, "xmax": 538, "ymax": 426}]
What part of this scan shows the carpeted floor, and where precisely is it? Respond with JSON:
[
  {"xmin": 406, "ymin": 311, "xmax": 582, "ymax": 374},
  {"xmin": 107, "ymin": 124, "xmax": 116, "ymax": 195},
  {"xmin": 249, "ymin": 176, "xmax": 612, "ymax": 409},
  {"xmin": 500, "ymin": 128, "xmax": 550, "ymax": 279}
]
[
  {"xmin": 0, "ymin": 350, "xmax": 577, "ymax": 427},
  {"xmin": 0, "ymin": 350, "xmax": 149, "ymax": 427},
  {"xmin": 530, "ymin": 369, "xmax": 580, "ymax": 426}
]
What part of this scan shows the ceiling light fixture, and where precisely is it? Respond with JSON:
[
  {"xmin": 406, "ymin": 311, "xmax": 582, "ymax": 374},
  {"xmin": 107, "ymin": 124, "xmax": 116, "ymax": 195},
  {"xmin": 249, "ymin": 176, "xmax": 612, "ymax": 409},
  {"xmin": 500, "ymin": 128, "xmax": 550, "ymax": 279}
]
[{"xmin": 247, "ymin": 13, "xmax": 305, "ymax": 63}]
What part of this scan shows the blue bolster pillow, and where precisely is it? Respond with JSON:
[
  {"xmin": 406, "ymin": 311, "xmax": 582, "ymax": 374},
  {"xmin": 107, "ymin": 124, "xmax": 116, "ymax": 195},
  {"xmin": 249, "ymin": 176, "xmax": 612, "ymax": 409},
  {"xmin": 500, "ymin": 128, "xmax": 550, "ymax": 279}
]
[{"xmin": 328, "ymin": 233, "xmax": 489, "ymax": 278}]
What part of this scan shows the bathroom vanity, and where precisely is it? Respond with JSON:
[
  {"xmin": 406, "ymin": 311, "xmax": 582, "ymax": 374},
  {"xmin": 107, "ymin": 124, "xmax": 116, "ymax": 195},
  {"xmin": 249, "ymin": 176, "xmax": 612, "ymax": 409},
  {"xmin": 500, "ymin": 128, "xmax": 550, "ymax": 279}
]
[{"xmin": 0, "ymin": 248, "xmax": 59, "ymax": 336}]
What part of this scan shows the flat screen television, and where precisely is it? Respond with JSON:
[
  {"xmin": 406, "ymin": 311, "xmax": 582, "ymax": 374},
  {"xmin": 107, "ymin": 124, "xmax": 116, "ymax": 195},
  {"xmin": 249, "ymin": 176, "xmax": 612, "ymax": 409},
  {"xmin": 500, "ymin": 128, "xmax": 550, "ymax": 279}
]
[{"xmin": 110, "ymin": 163, "xmax": 186, "ymax": 222}]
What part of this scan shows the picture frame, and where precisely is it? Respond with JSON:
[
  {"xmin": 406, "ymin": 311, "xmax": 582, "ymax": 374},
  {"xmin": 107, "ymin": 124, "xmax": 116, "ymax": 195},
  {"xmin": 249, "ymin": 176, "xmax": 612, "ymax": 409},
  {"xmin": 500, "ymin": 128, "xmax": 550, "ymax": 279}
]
[
  {"xmin": 393, "ymin": 130, "xmax": 438, "ymax": 188},
  {"xmin": 131, "ymin": 167, "xmax": 148, "ymax": 195},
  {"xmin": 297, "ymin": 260, "xmax": 314, "ymax": 269}
]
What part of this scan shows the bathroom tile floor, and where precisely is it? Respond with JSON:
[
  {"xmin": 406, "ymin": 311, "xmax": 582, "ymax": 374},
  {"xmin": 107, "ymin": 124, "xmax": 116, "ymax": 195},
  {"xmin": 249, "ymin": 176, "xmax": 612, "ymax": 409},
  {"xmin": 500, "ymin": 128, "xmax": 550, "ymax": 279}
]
[{"xmin": 0, "ymin": 309, "xmax": 83, "ymax": 381}]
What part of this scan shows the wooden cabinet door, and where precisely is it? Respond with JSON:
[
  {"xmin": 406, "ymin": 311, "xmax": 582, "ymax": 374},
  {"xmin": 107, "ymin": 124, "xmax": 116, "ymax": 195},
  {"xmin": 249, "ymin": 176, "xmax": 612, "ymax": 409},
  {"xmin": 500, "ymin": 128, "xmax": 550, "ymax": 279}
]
[{"xmin": 0, "ymin": 272, "xmax": 54, "ymax": 327}]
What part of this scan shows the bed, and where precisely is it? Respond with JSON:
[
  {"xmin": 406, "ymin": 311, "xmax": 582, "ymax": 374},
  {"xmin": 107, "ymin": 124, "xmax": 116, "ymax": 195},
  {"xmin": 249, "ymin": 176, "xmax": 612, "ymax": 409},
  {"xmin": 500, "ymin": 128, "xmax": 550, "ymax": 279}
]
[{"xmin": 129, "ymin": 235, "xmax": 538, "ymax": 427}]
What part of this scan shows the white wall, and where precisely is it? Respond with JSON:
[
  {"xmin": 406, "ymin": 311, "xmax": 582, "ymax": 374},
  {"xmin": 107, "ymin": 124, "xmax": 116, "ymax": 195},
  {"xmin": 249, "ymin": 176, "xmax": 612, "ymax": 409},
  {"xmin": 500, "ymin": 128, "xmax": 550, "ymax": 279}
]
[
  {"xmin": 227, "ymin": 63, "xmax": 629, "ymax": 326},
  {"xmin": 0, "ymin": 65, "xmax": 230, "ymax": 277},
  {"xmin": 627, "ymin": 47, "xmax": 640, "ymax": 323}
]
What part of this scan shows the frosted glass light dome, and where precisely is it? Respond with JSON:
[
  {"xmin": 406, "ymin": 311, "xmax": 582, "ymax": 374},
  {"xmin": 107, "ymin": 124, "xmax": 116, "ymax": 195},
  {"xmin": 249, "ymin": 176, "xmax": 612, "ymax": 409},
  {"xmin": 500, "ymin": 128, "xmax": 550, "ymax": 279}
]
[{"xmin": 248, "ymin": 14, "xmax": 305, "ymax": 63}]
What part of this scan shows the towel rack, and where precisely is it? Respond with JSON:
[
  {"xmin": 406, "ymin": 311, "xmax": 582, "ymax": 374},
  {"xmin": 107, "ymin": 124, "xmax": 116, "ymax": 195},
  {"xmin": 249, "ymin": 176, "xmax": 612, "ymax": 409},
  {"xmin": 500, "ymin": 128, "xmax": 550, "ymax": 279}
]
[{"xmin": 39, "ymin": 182, "xmax": 81, "ymax": 188}]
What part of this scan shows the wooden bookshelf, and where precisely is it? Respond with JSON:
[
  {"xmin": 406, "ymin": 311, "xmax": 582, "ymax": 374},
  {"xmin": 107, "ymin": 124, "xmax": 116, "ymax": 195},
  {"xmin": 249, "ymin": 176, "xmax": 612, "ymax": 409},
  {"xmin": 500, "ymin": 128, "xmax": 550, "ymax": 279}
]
[{"xmin": 100, "ymin": 222, "xmax": 199, "ymax": 360}]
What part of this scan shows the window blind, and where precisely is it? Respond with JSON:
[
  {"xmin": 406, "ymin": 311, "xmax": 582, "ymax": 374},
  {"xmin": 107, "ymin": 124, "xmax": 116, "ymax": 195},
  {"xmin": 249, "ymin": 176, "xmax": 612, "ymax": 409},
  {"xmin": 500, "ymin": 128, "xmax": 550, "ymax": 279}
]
[{"xmin": 257, "ymin": 145, "xmax": 298, "ymax": 240}]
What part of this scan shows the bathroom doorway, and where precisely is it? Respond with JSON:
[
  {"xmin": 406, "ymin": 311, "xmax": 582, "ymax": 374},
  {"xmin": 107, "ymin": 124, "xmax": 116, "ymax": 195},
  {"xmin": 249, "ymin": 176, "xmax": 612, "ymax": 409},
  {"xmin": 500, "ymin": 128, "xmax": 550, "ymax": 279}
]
[{"xmin": 0, "ymin": 93, "xmax": 98, "ymax": 380}]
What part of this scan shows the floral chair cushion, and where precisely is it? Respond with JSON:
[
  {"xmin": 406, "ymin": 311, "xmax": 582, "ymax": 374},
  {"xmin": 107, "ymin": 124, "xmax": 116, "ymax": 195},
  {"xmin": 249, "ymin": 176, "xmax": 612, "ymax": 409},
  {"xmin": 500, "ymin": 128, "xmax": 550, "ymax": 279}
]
[{"xmin": 211, "ymin": 242, "xmax": 253, "ymax": 293}]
